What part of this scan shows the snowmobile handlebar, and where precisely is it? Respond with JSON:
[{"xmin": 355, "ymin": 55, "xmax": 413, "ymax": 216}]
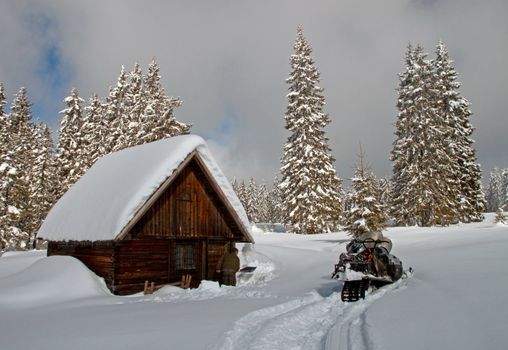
[
  {"xmin": 348, "ymin": 238, "xmax": 392, "ymax": 253},
  {"xmin": 357, "ymin": 238, "xmax": 389, "ymax": 249}
]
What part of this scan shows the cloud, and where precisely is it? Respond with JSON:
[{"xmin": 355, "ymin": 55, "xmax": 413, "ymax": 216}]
[{"xmin": 1, "ymin": 0, "xmax": 507, "ymax": 184}]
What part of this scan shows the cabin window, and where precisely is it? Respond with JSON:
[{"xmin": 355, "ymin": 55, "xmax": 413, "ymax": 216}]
[{"xmin": 176, "ymin": 244, "xmax": 195, "ymax": 270}]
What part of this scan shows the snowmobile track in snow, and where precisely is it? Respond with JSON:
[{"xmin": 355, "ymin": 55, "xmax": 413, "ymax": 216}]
[
  {"xmin": 213, "ymin": 270, "xmax": 413, "ymax": 350},
  {"xmin": 326, "ymin": 270, "xmax": 414, "ymax": 350}
]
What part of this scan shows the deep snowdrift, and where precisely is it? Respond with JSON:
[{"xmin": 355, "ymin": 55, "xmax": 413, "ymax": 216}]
[
  {"xmin": 0, "ymin": 255, "xmax": 110, "ymax": 308},
  {"xmin": 0, "ymin": 218, "xmax": 507, "ymax": 350}
]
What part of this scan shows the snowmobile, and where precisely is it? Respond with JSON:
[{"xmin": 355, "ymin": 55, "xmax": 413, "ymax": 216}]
[{"xmin": 332, "ymin": 237, "xmax": 403, "ymax": 302}]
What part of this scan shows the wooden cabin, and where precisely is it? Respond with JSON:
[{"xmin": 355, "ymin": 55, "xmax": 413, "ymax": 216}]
[{"xmin": 38, "ymin": 135, "xmax": 253, "ymax": 295}]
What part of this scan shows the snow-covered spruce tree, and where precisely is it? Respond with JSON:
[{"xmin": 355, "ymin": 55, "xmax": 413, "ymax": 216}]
[
  {"xmin": 28, "ymin": 124, "xmax": 58, "ymax": 241},
  {"xmin": 0, "ymin": 84, "xmax": 25, "ymax": 250},
  {"xmin": 391, "ymin": 45, "xmax": 459, "ymax": 226},
  {"xmin": 56, "ymin": 88, "xmax": 86, "ymax": 197},
  {"xmin": 0, "ymin": 87, "xmax": 34, "ymax": 249},
  {"xmin": 81, "ymin": 94, "xmax": 108, "ymax": 168},
  {"xmin": 279, "ymin": 27, "xmax": 342, "ymax": 234},
  {"xmin": 234, "ymin": 180, "xmax": 249, "ymax": 219},
  {"xmin": 434, "ymin": 41, "xmax": 485, "ymax": 222},
  {"xmin": 246, "ymin": 178, "xmax": 260, "ymax": 223},
  {"xmin": 112, "ymin": 64, "xmax": 148, "ymax": 152},
  {"xmin": 0, "ymin": 83, "xmax": 7, "ymax": 156},
  {"xmin": 0, "ymin": 162, "xmax": 29, "ymax": 251},
  {"xmin": 485, "ymin": 167, "xmax": 504, "ymax": 212},
  {"xmin": 104, "ymin": 66, "xmax": 129, "ymax": 153},
  {"xmin": 269, "ymin": 176, "xmax": 285, "ymax": 224},
  {"xmin": 344, "ymin": 149, "xmax": 388, "ymax": 238},
  {"xmin": 494, "ymin": 206, "xmax": 506, "ymax": 224},
  {"xmin": 119, "ymin": 63, "xmax": 147, "ymax": 149},
  {"xmin": 501, "ymin": 168, "xmax": 508, "ymax": 210},
  {"xmin": 378, "ymin": 177, "xmax": 394, "ymax": 211},
  {"xmin": 0, "ymin": 83, "xmax": 5, "ymax": 121},
  {"xmin": 256, "ymin": 180, "xmax": 271, "ymax": 223},
  {"xmin": 139, "ymin": 58, "xmax": 190, "ymax": 144}
]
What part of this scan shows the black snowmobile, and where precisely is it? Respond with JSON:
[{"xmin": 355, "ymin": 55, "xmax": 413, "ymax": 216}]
[{"xmin": 332, "ymin": 238, "xmax": 403, "ymax": 302}]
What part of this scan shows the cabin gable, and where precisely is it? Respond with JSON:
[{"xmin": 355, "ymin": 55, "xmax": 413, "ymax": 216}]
[{"xmin": 127, "ymin": 157, "xmax": 241, "ymax": 240}]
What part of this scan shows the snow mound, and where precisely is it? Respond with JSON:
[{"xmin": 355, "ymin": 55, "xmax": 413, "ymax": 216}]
[
  {"xmin": 197, "ymin": 280, "xmax": 222, "ymax": 292},
  {"xmin": 0, "ymin": 256, "xmax": 111, "ymax": 308},
  {"xmin": 0, "ymin": 250, "xmax": 46, "ymax": 279}
]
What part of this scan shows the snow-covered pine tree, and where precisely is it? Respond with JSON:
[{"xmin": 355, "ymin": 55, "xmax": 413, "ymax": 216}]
[
  {"xmin": 0, "ymin": 161, "xmax": 29, "ymax": 251},
  {"xmin": 236, "ymin": 180, "xmax": 249, "ymax": 219},
  {"xmin": 27, "ymin": 123, "xmax": 57, "ymax": 243},
  {"xmin": 434, "ymin": 41, "xmax": 485, "ymax": 222},
  {"xmin": 279, "ymin": 27, "xmax": 342, "ymax": 234},
  {"xmin": 120, "ymin": 63, "xmax": 147, "ymax": 148},
  {"xmin": 112, "ymin": 64, "xmax": 148, "ymax": 152},
  {"xmin": 0, "ymin": 84, "xmax": 25, "ymax": 250},
  {"xmin": 0, "ymin": 83, "xmax": 6, "ymax": 156},
  {"xmin": 485, "ymin": 167, "xmax": 504, "ymax": 212},
  {"xmin": 56, "ymin": 88, "xmax": 86, "ymax": 197},
  {"xmin": 391, "ymin": 44, "xmax": 459, "ymax": 226},
  {"xmin": 140, "ymin": 59, "xmax": 189, "ymax": 144},
  {"xmin": 343, "ymin": 148, "xmax": 387, "ymax": 237},
  {"xmin": 494, "ymin": 206, "xmax": 506, "ymax": 224},
  {"xmin": 256, "ymin": 180, "xmax": 271, "ymax": 223},
  {"xmin": 501, "ymin": 168, "xmax": 508, "ymax": 211},
  {"xmin": 81, "ymin": 94, "xmax": 107, "ymax": 168},
  {"xmin": 1, "ymin": 87, "xmax": 34, "ymax": 249},
  {"xmin": 378, "ymin": 177, "xmax": 394, "ymax": 211},
  {"xmin": 104, "ymin": 66, "xmax": 129, "ymax": 153},
  {"xmin": 269, "ymin": 175, "xmax": 285, "ymax": 224},
  {"xmin": 245, "ymin": 178, "xmax": 259, "ymax": 223},
  {"xmin": 0, "ymin": 83, "xmax": 5, "ymax": 122}
]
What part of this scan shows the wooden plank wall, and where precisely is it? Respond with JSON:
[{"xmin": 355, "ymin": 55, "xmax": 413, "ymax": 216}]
[
  {"xmin": 113, "ymin": 240, "xmax": 169, "ymax": 295},
  {"xmin": 113, "ymin": 239, "xmax": 205, "ymax": 295},
  {"xmin": 131, "ymin": 159, "xmax": 238, "ymax": 239}
]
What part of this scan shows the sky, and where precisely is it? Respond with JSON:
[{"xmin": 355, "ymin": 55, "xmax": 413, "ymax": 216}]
[{"xmin": 0, "ymin": 0, "xmax": 506, "ymax": 185}]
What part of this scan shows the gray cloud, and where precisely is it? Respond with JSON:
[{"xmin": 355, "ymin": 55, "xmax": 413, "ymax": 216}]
[{"xmin": 1, "ymin": 0, "xmax": 507, "ymax": 185}]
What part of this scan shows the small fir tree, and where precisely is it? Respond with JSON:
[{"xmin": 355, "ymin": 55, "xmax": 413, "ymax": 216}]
[
  {"xmin": 344, "ymin": 148, "xmax": 388, "ymax": 237},
  {"xmin": 494, "ymin": 207, "xmax": 506, "ymax": 224}
]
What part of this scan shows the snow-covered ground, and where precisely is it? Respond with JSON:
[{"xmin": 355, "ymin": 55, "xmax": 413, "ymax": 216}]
[{"xmin": 1, "ymin": 216, "xmax": 507, "ymax": 350}]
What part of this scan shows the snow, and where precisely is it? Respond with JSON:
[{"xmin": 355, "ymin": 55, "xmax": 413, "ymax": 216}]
[
  {"xmin": 1, "ymin": 216, "xmax": 507, "ymax": 349},
  {"xmin": 38, "ymin": 135, "xmax": 250, "ymax": 242}
]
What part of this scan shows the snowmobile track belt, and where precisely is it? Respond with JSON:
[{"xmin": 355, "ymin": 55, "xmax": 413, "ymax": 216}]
[{"xmin": 341, "ymin": 280, "xmax": 370, "ymax": 302}]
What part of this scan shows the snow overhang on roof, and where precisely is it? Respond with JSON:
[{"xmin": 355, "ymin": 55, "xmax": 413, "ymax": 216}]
[{"xmin": 38, "ymin": 135, "xmax": 252, "ymax": 242}]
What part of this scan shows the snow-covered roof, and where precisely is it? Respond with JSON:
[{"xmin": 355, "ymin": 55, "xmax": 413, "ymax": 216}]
[{"xmin": 38, "ymin": 135, "xmax": 252, "ymax": 242}]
